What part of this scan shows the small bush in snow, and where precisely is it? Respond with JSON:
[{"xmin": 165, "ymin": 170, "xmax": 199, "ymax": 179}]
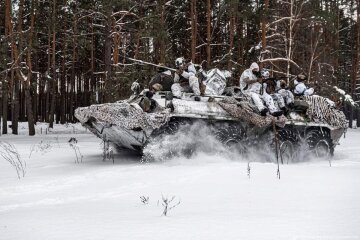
[
  {"xmin": 140, "ymin": 196, "xmax": 149, "ymax": 204},
  {"xmin": 29, "ymin": 140, "xmax": 53, "ymax": 158},
  {"xmin": 0, "ymin": 142, "xmax": 25, "ymax": 179},
  {"xmin": 247, "ymin": 162, "xmax": 251, "ymax": 178},
  {"xmin": 68, "ymin": 137, "xmax": 83, "ymax": 163},
  {"xmin": 160, "ymin": 195, "xmax": 181, "ymax": 216}
]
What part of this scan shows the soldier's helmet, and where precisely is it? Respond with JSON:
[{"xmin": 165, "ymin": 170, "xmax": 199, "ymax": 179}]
[
  {"xmin": 297, "ymin": 73, "xmax": 307, "ymax": 81},
  {"xmin": 152, "ymin": 83, "xmax": 163, "ymax": 92},
  {"xmin": 175, "ymin": 57, "xmax": 185, "ymax": 68},
  {"xmin": 280, "ymin": 80, "xmax": 287, "ymax": 89},
  {"xmin": 262, "ymin": 69, "xmax": 270, "ymax": 79}
]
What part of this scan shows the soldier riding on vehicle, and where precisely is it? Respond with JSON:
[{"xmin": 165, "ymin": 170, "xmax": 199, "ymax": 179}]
[
  {"xmin": 239, "ymin": 62, "xmax": 283, "ymax": 116},
  {"xmin": 171, "ymin": 57, "xmax": 201, "ymax": 100},
  {"xmin": 148, "ymin": 64, "xmax": 174, "ymax": 92},
  {"xmin": 294, "ymin": 73, "xmax": 314, "ymax": 96}
]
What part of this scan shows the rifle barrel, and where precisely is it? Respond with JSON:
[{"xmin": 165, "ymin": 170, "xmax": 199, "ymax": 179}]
[{"xmin": 126, "ymin": 57, "xmax": 176, "ymax": 72}]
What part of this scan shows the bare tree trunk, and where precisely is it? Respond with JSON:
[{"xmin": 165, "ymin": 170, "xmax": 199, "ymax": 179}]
[
  {"xmin": 206, "ymin": 0, "xmax": 211, "ymax": 65},
  {"xmin": 159, "ymin": 0, "xmax": 166, "ymax": 63},
  {"xmin": 237, "ymin": 16, "xmax": 244, "ymax": 67},
  {"xmin": 45, "ymin": 23, "xmax": 51, "ymax": 122},
  {"xmin": 2, "ymin": 77, "xmax": 8, "ymax": 134},
  {"xmin": 49, "ymin": 0, "xmax": 56, "ymax": 128},
  {"xmin": 308, "ymin": 24, "xmax": 322, "ymax": 82},
  {"xmin": 261, "ymin": 0, "xmax": 269, "ymax": 64},
  {"xmin": 3, "ymin": 0, "xmax": 11, "ymax": 134},
  {"xmin": 355, "ymin": 1, "xmax": 360, "ymax": 102},
  {"xmin": 334, "ymin": 2, "xmax": 340, "ymax": 87},
  {"xmin": 228, "ymin": 1, "xmax": 235, "ymax": 70},
  {"xmin": 24, "ymin": 0, "xmax": 36, "ymax": 136},
  {"xmin": 10, "ymin": 0, "xmax": 24, "ymax": 135},
  {"xmin": 104, "ymin": 17, "xmax": 113, "ymax": 103},
  {"xmin": 190, "ymin": 0, "xmax": 197, "ymax": 62},
  {"xmin": 90, "ymin": 18, "xmax": 96, "ymax": 104},
  {"xmin": 112, "ymin": 17, "xmax": 119, "ymax": 65},
  {"xmin": 287, "ymin": 0, "xmax": 294, "ymax": 84},
  {"xmin": 69, "ymin": 13, "xmax": 78, "ymax": 122},
  {"xmin": 60, "ymin": 40, "xmax": 66, "ymax": 124}
]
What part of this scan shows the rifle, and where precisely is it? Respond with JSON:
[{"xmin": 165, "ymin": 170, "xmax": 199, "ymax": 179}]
[{"xmin": 126, "ymin": 57, "xmax": 177, "ymax": 72}]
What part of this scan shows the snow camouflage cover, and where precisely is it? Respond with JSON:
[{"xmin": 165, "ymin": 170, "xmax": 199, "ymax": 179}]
[
  {"xmin": 218, "ymin": 97, "xmax": 287, "ymax": 128},
  {"xmin": 75, "ymin": 94, "xmax": 347, "ymax": 132},
  {"xmin": 218, "ymin": 95, "xmax": 347, "ymax": 129},
  {"xmin": 304, "ymin": 95, "xmax": 348, "ymax": 129},
  {"xmin": 74, "ymin": 101, "xmax": 171, "ymax": 130}
]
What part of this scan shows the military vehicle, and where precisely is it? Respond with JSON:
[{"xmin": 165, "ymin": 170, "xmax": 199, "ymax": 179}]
[{"xmin": 75, "ymin": 72, "xmax": 347, "ymax": 162}]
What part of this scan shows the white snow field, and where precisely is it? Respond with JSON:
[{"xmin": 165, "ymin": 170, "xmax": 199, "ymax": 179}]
[{"xmin": 1, "ymin": 123, "xmax": 360, "ymax": 240}]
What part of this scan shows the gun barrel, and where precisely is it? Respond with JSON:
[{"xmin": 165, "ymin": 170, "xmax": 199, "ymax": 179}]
[{"xmin": 126, "ymin": 57, "xmax": 176, "ymax": 72}]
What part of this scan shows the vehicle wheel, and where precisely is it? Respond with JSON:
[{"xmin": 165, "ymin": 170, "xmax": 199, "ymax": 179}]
[
  {"xmin": 306, "ymin": 129, "xmax": 333, "ymax": 158},
  {"xmin": 215, "ymin": 124, "xmax": 247, "ymax": 154},
  {"xmin": 279, "ymin": 140, "xmax": 295, "ymax": 164},
  {"xmin": 152, "ymin": 119, "xmax": 186, "ymax": 136},
  {"xmin": 277, "ymin": 129, "xmax": 299, "ymax": 163}
]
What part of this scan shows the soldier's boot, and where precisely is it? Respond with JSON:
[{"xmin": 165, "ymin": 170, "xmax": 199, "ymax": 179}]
[
  {"xmin": 271, "ymin": 110, "xmax": 284, "ymax": 117},
  {"xmin": 280, "ymin": 107, "xmax": 288, "ymax": 115},
  {"xmin": 166, "ymin": 101, "xmax": 175, "ymax": 112},
  {"xmin": 260, "ymin": 108, "xmax": 268, "ymax": 116},
  {"xmin": 200, "ymin": 82, "xmax": 206, "ymax": 96}
]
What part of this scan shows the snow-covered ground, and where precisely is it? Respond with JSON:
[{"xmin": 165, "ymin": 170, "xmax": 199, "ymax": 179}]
[{"xmin": 1, "ymin": 124, "xmax": 360, "ymax": 240}]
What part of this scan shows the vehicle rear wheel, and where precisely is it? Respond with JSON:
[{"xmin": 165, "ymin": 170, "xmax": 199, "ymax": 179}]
[
  {"xmin": 279, "ymin": 140, "xmax": 295, "ymax": 164},
  {"xmin": 277, "ymin": 129, "xmax": 299, "ymax": 163},
  {"xmin": 215, "ymin": 124, "xmax": 247, "ymax": 155},
  {"xmin": 306, "ymin": 129, "xmax": 333, "ymax": 158}
]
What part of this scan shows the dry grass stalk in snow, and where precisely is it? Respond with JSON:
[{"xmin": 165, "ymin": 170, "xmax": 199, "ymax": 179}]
[
  {"xmin": 0, "ymin": 142, "xmax": 25, "ymax": 179},
  {"xmin": 68, "ymin": 137, "xmax": 83, "ymax": 163},
  {"xmin": 161, "ymin": 195, "xmax": 181, "ymax": 216},
  {"xmin": 140, "ymin": 196, "xmax": 149, "ymax": 205},
  {"xmin": 29, "ymin": 140, "xmax": 53, "ymax": 158}
]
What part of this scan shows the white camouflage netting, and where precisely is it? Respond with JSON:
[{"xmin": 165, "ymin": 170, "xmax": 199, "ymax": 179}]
[
  {"xmin": 75, "ymin": 95, "xmax": 347, "ymax": 132},
  {"xmin": 74, "ymin": 102, "xmax": 170, "ymax": 130},
  {"xmin": 304, "ymin": 95, "xmax": 347, "ymax": 128},
  {"xmin": 218, "ymin": 97, "xmax": 287, "ymax": 128}
]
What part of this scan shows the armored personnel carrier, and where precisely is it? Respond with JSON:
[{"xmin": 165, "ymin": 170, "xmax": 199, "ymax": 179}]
[{"xmin": 75, "ymin": 77, "xmax": 347, "ymax": 162}]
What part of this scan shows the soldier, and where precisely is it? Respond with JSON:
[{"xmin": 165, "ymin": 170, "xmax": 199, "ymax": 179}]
[
  {"xmin": 148, "ymin": 64, "xmax": 173, "ymax": 92},
  {"xmin": 294, "ymin": 74, "xmax": 314, "ymax": 96},
  {"xmin": 171, "ymin": 57, "xmax": 201, "ymax": 99},
  {"xmin": 277, "ymin": 80, "xmax": 295, "ymax": 108},
  {"xmin": 139, "ymin": 91, "xmax": 155, "ymax": 113},
  {"xmin": 262, "ymin": 70, "xmax": 287, "ymax": 113},
  {"xmin": 239, "ymin": 62, "xmax": 282, "ymax": 116},
  {"xmin": 130, "ymin": 80, "xmax": 141, "ymax": 95}
]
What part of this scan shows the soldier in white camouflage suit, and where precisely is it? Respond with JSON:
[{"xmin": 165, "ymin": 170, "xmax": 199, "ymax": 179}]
[
  {"xmin": 239, "ymin": 62, "xmax": 282, "ymax": 116},
  {"xmin": 262, "ymin": 70, "xmax": 287, "ymax": 112},
  {"xmin": 171, "ymin": 57, "xmax": 201, "ymax": 98},
  {"xmin": 294, "ymin": 74, "xmax": 314, "ymax": 96},
  {"xmin": 276, "ymin": 80, "xmax": 295, "ymax": 108}
]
